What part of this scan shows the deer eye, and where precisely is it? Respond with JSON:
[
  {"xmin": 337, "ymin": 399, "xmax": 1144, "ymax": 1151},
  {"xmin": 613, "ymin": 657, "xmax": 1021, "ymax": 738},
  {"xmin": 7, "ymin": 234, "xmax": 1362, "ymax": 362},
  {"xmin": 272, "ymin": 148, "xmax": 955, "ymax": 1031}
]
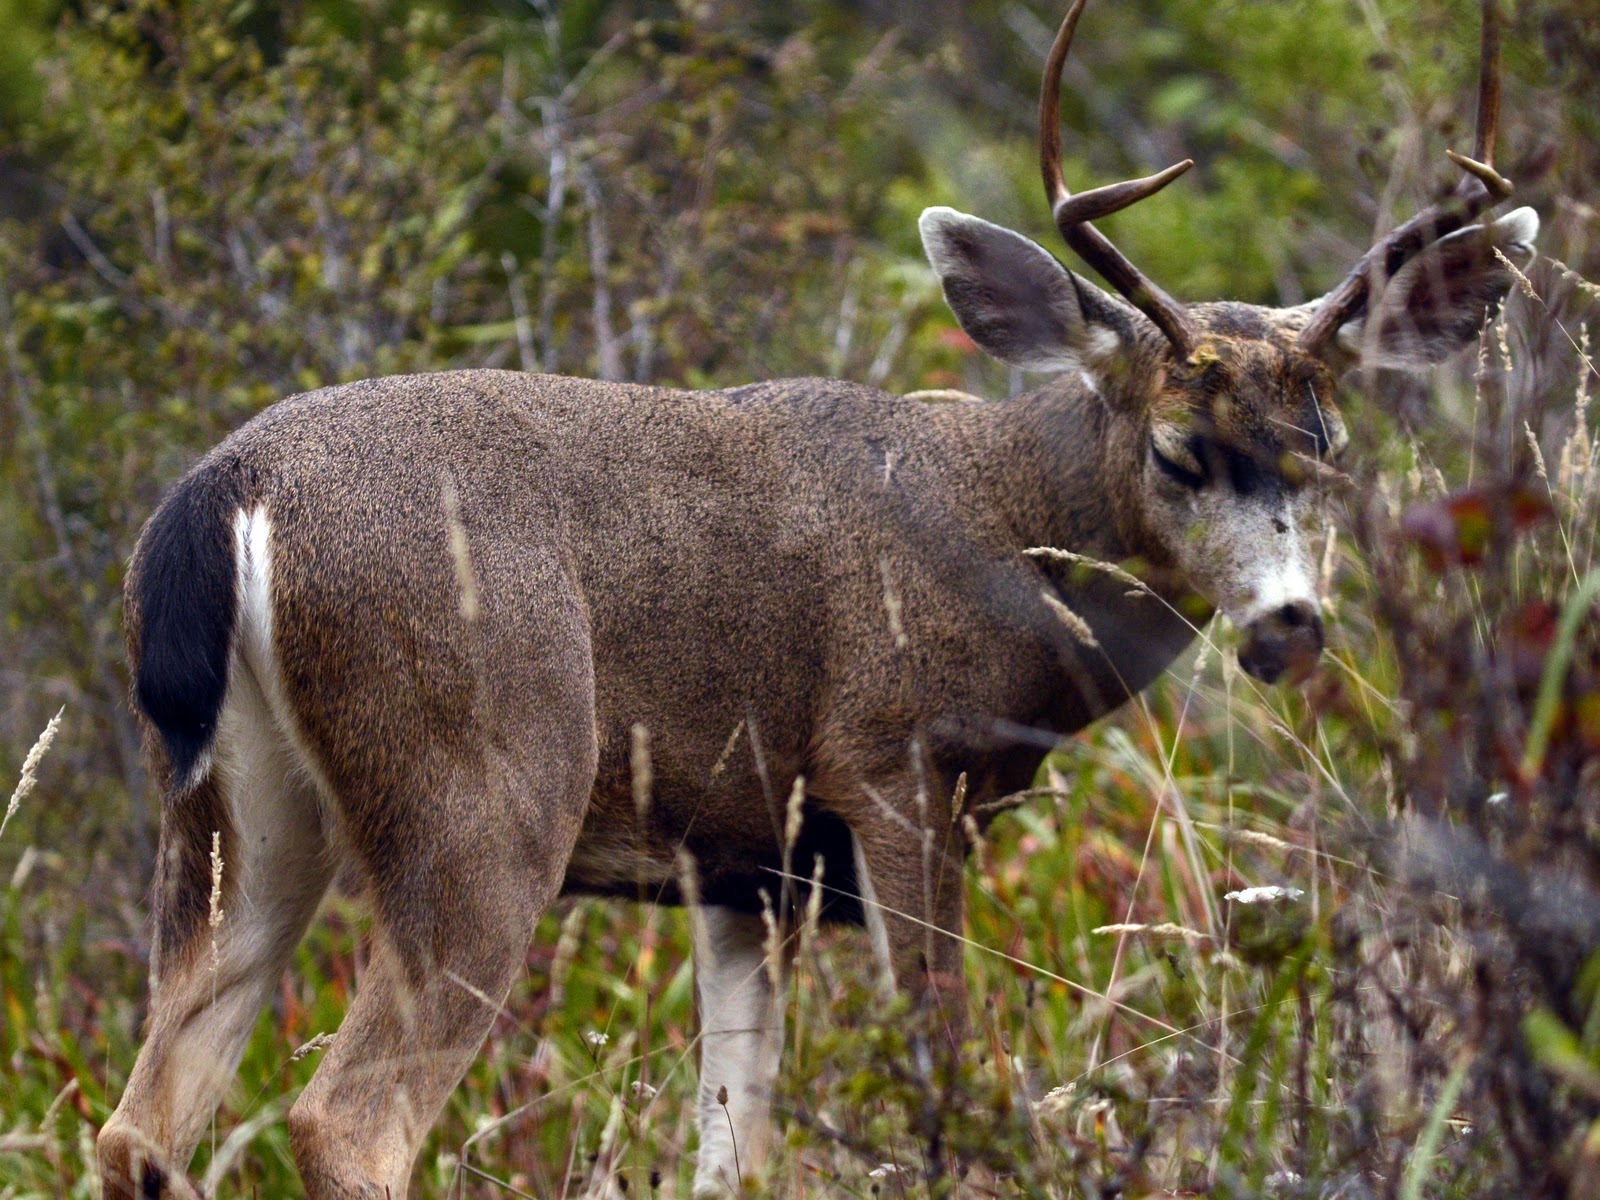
[{"xmin": 1150, "ymin": 432, "xmax": 1207, "ymax": 490}]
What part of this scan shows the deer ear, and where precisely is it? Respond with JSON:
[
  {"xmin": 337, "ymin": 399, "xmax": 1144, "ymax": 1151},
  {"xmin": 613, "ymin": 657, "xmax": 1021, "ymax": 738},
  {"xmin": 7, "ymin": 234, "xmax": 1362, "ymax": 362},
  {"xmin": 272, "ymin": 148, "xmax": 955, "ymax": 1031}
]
[
  {"xmin": 1325, "ymin": 206, "xmax": 1540, "ymax": 371},
  {"xmin": 919, "ymin": 207, "xmax": 1133, "ymax": 374}
]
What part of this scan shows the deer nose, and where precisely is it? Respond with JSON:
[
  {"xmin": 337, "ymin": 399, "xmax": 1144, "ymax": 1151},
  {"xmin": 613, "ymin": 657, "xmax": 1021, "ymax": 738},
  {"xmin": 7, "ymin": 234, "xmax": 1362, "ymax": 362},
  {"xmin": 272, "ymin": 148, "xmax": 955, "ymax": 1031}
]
[{"xmin": 1238, "ymin": 600, "xmax": 1324, "ymax": 685}]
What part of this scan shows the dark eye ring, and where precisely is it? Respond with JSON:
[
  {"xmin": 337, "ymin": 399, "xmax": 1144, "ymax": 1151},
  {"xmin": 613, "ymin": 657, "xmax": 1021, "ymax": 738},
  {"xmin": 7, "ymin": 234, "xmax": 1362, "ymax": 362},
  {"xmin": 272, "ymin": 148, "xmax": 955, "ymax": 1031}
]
[{"xmin": 1151, "ymin": 440, "xmax": 1206, "ymax": 490}]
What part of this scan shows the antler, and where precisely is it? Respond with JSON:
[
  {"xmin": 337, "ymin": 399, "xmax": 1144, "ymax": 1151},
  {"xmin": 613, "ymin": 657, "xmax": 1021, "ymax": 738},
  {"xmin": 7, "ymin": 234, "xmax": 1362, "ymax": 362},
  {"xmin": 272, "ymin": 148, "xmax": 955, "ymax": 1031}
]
[
  {"xmin": 1297, "ymin": 0, "xmax": 1514, "ymax": 353},
  {"xmin": 1039, "ymin": 0, "xmax": 1198, "ymax": 357}
]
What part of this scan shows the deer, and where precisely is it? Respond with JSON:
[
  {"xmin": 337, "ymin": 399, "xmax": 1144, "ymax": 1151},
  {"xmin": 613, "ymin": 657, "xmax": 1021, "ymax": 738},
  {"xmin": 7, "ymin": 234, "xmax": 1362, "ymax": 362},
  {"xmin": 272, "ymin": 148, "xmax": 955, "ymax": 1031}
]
[{"xmin": 98, "ymin": 0, "xmax": 1537, "ymax": 1195}]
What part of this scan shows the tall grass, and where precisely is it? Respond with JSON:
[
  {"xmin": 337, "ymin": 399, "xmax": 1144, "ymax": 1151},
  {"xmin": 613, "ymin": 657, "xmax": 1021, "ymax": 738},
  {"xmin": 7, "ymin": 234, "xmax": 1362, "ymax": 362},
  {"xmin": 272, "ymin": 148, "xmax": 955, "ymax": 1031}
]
[{"xmin": 3, "ymin": 265, "xmax": 1598, "ymax": 1198}]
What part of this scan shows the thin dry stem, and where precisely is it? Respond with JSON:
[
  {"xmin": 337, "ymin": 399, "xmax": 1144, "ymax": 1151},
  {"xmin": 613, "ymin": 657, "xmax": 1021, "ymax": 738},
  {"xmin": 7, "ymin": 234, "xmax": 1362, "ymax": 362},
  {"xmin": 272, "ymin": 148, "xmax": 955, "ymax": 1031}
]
[
  {"xmin": 440, "ymin": 475, "xmax": 481, "ymax": 623},
  {"xmin": 1091, "ymin": 922, "xmax": 1213, "ymax": 943},
  {"xmin": 630, "ymin": 723, "xmax": 652, "ymax": 823},
  {"xmin": 1494, "ymin": 248, "xmax": 1600, "ymax": 385},
  {"xmin": 878, "ymin": 553, "xmax": 909, "ymax": 649},
  {"xmin": 709, "ymin": 719, "xmax": 745, "ymax": 781},
  {"xmin": 1025, "ymin": 546, "xmax": 1151, "ymax": 594}
]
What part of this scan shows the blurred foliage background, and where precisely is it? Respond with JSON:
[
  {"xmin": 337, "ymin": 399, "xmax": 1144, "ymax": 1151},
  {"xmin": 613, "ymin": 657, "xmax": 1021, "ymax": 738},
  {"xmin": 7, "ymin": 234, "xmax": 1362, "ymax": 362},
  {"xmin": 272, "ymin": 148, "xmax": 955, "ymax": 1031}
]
[{"xmin": 2, "ymin": 0, "xmax": 1599, "ymax": 1196}]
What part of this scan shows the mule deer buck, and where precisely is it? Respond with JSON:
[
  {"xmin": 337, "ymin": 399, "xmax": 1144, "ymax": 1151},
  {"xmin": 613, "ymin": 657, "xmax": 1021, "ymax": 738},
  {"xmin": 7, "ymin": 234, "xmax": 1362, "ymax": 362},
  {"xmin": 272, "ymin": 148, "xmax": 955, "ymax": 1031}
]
[{"xmin": 100, "ymin": 0, "xmax": 1537, "ymax": 1195}]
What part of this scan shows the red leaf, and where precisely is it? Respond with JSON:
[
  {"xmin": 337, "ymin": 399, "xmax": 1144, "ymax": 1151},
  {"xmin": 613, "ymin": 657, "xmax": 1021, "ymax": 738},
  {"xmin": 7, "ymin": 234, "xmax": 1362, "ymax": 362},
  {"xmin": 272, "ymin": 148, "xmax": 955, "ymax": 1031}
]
[{"xmin": 1400, "ymin": 484, "xmax": 1552, "ymax": 571}]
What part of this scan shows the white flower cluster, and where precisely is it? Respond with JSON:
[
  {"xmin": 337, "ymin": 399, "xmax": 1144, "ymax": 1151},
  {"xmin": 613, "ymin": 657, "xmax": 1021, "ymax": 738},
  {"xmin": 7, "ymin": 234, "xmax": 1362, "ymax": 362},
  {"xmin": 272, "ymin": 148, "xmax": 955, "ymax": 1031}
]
[{"xmin": 1223, "ymin": 885, "xmax": 1305, "ymax": 905}]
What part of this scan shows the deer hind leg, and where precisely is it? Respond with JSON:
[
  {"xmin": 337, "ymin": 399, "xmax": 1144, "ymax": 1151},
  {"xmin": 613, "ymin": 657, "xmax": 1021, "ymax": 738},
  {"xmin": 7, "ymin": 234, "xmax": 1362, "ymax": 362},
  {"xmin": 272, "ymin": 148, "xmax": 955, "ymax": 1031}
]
[
  {"xmin": 691, "ymin": 905, "xmax": 786, "ymax": 1198},
  {"xmin": 98, "ymin": 661, "xmax": 334, "ymax": 1200},
  {"xmin": 285, "ymin": 751, "xmax": 589, "ymax": 1199}
]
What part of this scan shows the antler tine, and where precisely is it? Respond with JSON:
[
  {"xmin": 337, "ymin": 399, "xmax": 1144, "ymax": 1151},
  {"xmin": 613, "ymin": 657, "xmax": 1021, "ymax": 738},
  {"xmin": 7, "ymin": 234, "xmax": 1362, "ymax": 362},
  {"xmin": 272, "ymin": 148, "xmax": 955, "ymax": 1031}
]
[
  {"xmin": 1298, "ymin": 0, "xmax": 1513, "ymax": 353},
  {"xmin": 1039, "ymin": 0, "xmax": 1198, "ymax": 357}
]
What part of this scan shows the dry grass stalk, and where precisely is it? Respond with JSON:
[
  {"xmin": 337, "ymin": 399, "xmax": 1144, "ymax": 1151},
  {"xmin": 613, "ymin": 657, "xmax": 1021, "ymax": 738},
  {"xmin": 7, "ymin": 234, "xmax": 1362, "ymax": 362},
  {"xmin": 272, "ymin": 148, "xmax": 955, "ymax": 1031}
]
[
  {"xmin": 1526, "ymin": 423, "xmax": 1549, "ymax": 482},
  {"xmin": 948, "ymin": 770, "xmax": 968, "ymax": 829},
  {"xmin": 675, "ymin": 849, "xmax": 711, "ymax": 964},
  {"xmin": 630, "ymin": 723, "xmax": 652, "ymax": 822},
  {"xmin": 1549, "ymin": 255, "xmax": 1600, "ymax": 303},
  {"xmin": 1024, "ymin": 545, "xmax": 1151, "ymax": 595},
  {"xmin": 1192, "ymin": 622, "xmax": 1213, "ymax": 675},
  {"xmin": 1563, "ymin": 324, "xmax": 1593, "ymax": 502},
  {"xmin": 1041, "ymin": 590, "xmax": 1100, "ymax": 649},
  {"xmin": 1494, "ymin": 248, "xmax": 1600, "ymax": 384},
  {"xmin": 439, "ymin": 475, "xmax": 480, "ymax": 623},
  {"xmin": 581, "ymin": 1095, "xmax": 626, "ymax": 1197},
  {"xmin": 289, "ymin": 1032, "xmax": 336, "ymax": 1062},
  {"xmin": 208, "ymin": 830, "xmax": 225, "ymax": 975},
  {"xmin": 758, "ymin": 887, "xmax": 782, "ymax": 996},
  {"xmin": 547, "ymin": 903, "xmax": 587, "ymax": 1013},
  {"xmin": 878, "ymin": 553, "xmax": 908, "ymax": 649},
  {"xmin": 709, "ymin": 719, "xmax": 745, "ymax": 780},
  {"xmin": 783, "ymin": 775, "xmax": 806, "ymax": 854},
  {"xmin": 961, "ymin": 813, "xmax": 984, "ymax": 870},
  {"xmin": 40, "ymin": 1078, "xmax": 79, "ymax": 1128},
  {"xmin": 1495, "ymin": 248, "xmax": 1540, "ymax": 303},
  {"xmin": 2, "ymin": 706, "xmax": 63, "ymax": 840},
  {"xmin": 1213, "ymin": 824, "xmax": 1300, "ymax": 854},
  {"xmin": 1091, "ymin": 922, "xmax": 1211, "ymax": 943},
  {"xmin": 902, "ymin": 388, "xmax": 983, "ymax": 404},
  {"xmin": 1319, "ymin": 527, "xmax": 1339, "ymax": 617},
  {"xmin": 802, "ymin": 853, "xmax": 825, "ymax": 947}
]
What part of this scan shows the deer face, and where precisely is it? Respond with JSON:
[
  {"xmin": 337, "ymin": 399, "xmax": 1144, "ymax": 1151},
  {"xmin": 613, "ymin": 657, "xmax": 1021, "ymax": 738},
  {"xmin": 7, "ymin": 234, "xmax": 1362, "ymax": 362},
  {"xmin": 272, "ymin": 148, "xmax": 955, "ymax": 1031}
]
[
  {"xmin": 919, "ymin": 206, "xmax": 1538, "ymax": 684},
  {"xmin": 921, "ymin": 0, "xmax": 1538, "ymax": 685},
  {"xmin": 1137, "ymin": 319, "xmax": 1346, "ymax": 683},
  {"xmin": 921, "ymin": 0, "xmax": 1542, "ymax": 684}
]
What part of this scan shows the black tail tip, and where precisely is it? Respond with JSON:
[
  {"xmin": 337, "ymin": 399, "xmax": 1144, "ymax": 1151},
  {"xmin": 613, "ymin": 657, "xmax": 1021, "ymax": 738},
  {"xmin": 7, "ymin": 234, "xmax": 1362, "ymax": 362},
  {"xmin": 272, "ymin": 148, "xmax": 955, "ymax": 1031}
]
[
  {"xmin": 130, "ymin": 465, "xmax": 242, "ymax": 785},
  {"xmin": 135, "ymin": 670, "xmax": 224, "ymax": 784}
]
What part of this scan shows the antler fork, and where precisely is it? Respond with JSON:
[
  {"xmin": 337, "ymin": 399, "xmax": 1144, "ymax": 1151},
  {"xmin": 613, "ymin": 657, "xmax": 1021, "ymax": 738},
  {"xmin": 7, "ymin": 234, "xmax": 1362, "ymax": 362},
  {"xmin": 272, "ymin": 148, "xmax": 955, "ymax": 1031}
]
[
  {"xmin": 1297, "ymin": 0, "xmax": 1515, "ymax": 352},
  {"xmin": 1038, "ymin": 0, "xmax": 1199, "ymax": 357}
]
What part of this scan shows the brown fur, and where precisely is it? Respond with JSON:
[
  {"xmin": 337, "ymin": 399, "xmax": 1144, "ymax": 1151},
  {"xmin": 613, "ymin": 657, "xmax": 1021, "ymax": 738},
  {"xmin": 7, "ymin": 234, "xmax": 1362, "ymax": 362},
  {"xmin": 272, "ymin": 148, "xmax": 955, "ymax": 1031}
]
[
  {"xmin": 98, "ymin": 143, "xmax": 1539, "ymax": 1200},
  {"xmin": 96, "ymin": 359, "xmax": 1215, "ymax": 1196}
]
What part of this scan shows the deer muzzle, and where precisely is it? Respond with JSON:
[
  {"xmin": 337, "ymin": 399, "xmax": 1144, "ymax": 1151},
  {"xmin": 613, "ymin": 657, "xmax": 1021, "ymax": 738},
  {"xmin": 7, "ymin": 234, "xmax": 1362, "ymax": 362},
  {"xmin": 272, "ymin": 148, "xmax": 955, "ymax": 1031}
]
[{"xmin": 1237, "ymin": 599, "xmax": 1324, "ymax": 685}]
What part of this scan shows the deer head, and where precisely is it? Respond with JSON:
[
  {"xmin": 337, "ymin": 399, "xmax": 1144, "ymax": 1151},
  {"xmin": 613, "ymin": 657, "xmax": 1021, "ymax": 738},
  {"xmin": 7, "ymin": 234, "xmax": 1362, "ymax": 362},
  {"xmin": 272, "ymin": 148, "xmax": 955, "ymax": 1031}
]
[{"xmin": 920, "ymin": 0, "xmax": 1537, "ymax": 684}]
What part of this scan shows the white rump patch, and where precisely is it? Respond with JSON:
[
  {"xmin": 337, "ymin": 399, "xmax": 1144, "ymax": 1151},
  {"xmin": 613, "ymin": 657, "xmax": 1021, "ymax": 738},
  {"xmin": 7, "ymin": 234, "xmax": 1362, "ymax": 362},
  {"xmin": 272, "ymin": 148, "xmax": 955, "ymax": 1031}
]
[
  {"xmin": 228, "ymin": 506, "xmax": 340, "ymax": 830},
  {"xmin": 234, "ymin": 506, "xmax": 274, "ymax": 680}
]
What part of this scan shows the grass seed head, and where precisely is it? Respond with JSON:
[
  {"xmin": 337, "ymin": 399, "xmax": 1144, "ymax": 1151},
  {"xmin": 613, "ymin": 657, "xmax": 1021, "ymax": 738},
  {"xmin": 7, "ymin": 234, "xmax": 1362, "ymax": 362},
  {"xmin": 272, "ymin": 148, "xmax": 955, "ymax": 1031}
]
[{"xmin": 3, "ymin": 707, "xmax": 64, "ymax": 840}]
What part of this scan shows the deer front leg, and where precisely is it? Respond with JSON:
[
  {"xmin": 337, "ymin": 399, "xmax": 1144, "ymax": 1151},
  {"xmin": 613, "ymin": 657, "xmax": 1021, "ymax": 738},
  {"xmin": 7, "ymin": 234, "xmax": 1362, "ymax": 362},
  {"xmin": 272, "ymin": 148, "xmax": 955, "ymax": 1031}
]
[
  {"xmin": 691, "ymin": 905, "xmax": 785, "ymax": 1198},
  {"xmin": 850, "ymin": 821, "xmax": 970, "ymax": 1053}
]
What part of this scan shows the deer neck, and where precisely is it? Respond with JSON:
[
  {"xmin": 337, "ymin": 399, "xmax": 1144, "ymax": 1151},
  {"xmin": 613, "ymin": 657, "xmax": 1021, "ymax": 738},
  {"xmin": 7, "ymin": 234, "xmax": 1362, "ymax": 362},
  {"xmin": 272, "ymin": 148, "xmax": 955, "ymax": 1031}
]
[
  {"xmin": 978, "ymin": 380, "xmax": 1144, "ymax": 563},
  {"xmin": 964, "ymin": 380, "xmax": 1209, "ymax": 705}
]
